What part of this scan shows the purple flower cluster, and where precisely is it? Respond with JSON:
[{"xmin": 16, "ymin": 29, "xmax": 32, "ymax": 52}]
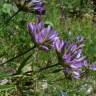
[
  {"xmin": 54, "ymin": 36, "xmax": 88, "ymax": 79},
  {"xmin": 27, "ymin": 18, "xmax": 96, "ymax": 79},
  {"xmin": 27, "ymin": 20, "xmax": 58, "ymax": 51},
  {"xmin": 14, "ymin": 0, "xmax": 45, "ymax": 15},
  {"xmin": 26, "ymin": 1, "xmax": 96, "ymax": 79}
]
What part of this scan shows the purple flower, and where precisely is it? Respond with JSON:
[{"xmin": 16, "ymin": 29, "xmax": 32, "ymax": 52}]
[
  {"xmin": 14, "ymin": 0, "xmax": 45, "ymax": 15},
  {"xmin": 27, "ymin": 21, "xmax": 58, "ymax": 51},
  {"xmin": 54, "ymin": 36, "xmax": 87, "ymax": 79},
  {"xmin": 63, "ymin": 43, "xmax": 87, "ymax": 68},
  {"xmin": 63, "ymin": 43, "xmax": 87, "ymax": 79},
  {"xmin": 32, "ymin": 0, "xmax": 45, "ymax": 15},
  {"xmin": 89, "ymin": 64, "xmax": 96, "ymax": 71},
  {"xmin": 54, "ymin": 39, "xmax": 66, "ymax": 53}
]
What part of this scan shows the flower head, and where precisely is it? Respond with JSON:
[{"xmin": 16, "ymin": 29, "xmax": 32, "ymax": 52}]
[
  {"xmin": 63, "ymin": 43, "xmax": 87, "ymax": 79},
  {"xmin": 54, "ymin": 36, "xmax": 87, "ymax": 79},
  {"xmin": 14, "ymin": 0, "xmax": 45, "ymax": 15},
  {"xmin": 27, "ymin": 20, "xmax": 58, "ymax": 51}
]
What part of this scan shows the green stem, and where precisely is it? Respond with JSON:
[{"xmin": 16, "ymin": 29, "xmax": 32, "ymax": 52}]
[
  {"xmin": 39, "ymin": 63, "xmax": 59, "ymax": 72},
  {"xmin": 0, "ymin": 45, "xmax": 36, "ymax": 66},
  {"xmin": 24, "ymin": 63, "xmax": 60, "ymax": 75},
  {"xmin": 6, "ymin": 9, "xmax": 21, "ymax": 24}
]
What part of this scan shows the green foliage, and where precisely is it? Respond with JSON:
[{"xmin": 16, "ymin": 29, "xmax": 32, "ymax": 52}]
[
  {"xmin": 0, "ymin": 0, "xmax": 96, "ymax": 96},
  {"xmin": 16, "ymin": 54, "xmax": 32, "ymax": 74},
  {"xmin": 0, "ymin": 85, "xmax": 15, "ymax": 91},
  {"xmin": 1, "ymin": 3, "xmax": 13, "ymax": 16}
]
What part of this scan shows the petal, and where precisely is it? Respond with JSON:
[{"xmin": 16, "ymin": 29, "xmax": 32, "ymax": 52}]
[
  {"xmin": 69, "ymin": 44, "xmax": 77, "ymax": 52},
  {"xmin": 27, "ymin": 23, "xmax": 35, "ymax": 34},
  {"xmin": 27, "ymin": 23, "xmax": 36, "ymax": 42},
  {"xmin": 72, "ymin": 56, "xmax": 85, "ymax": 62},
  {"xmin": 63, "ymin": 54, "xmax": 71, "ymax": 61},
  {"xmin": 38, "ymin": 22, "xmax": 44, "ymax": 30},
  {"xmin": 75, "ymin": 49, "xmax": 82, "ymax": 58},
  {"xmin": 36, "ymin": 34, "xmax": 43, "ymax": 43},
  {"xmin": 70, "ymin": 60, "xmax": 86, "ymax": 69},
  {"xmin": 73, "ymin": 71, "xmax": 81, "ymax": 79},
  {"xmin": 48, "ymin": 33, "xmax": 58, "ymax": 41},
  {"xmin": 54, "ymin": 39, "xmax": 65, "ymax": 53},
  {"xmin": 41, "ymin": 45, "xmax": 49, "ymax": 51},
  {"xmin": 41, "ymin": 28, "xmax": 47, "ymax": 39},
  {"xmin": 89, "ymin": 64, "xmax": 96, "ymax": 71}
]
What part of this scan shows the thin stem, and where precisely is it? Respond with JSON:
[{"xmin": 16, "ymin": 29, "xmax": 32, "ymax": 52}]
[
  {"xmin": 0, "ymin": 45, "xmax": 36, "ymax": 66},
  {"xmin": 6, "ymin": 9, "xmax": 21, "ymax": 24},
  {"xmin": 39, "ymin": 63, "xmax": 59, "ymax": 72},
  {"xmin": 24, "ymin": 63, "xmax": 60, "ymax": 75},
  {"xmin": 0, "ymin": 9, "xmax": 21, "ymax": 32},
  {"xmin": 50, "ymin": 68, "xmax": 63, "ymax": 73},
  {"xmin": 11, "ymin": 64, "xmax": 62, "ymax": 79}
]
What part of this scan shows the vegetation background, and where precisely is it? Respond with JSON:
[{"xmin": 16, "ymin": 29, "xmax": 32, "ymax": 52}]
[{"xmin": 0, "ymin": 0, "xmax": 96, "ymax": 96}]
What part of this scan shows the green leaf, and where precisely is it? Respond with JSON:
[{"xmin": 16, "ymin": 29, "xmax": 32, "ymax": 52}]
[
  {"xmin": 16, "ymin": 54, "xmax": 32, "ymax": 74},
  {"xmin": 0, "ymin": 72, "xmax": 10, "ymax": 79},
  {"xmin": 45, "ymin": 21, "xmax": 54, "ymax": 27},
  {"xmin": 1, "ymin": 3, "xmax": 12, "ymax": 16},
  {"xmin": 0, "ymin": 85, "xmax": 15, "ymax": 91}
]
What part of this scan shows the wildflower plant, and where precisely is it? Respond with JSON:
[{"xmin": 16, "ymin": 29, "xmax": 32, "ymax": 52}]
[
  {"xmin": 5, "ymin": 0, "xmax": 45, "ymax": 23},
  {"xmin": 1, "ymin": 0, "xmax": 96, "ymax": 81},
  {"xmin": 1, "ymin": 1, "xmax": 96, "ymax": 95},
  {"xmin": 14, "ymin": 0, "xmax": 45, "ymax": 15},
  {"xmin": 54, "ymin": 36, "xmax": 96, "ymax": 79}
]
